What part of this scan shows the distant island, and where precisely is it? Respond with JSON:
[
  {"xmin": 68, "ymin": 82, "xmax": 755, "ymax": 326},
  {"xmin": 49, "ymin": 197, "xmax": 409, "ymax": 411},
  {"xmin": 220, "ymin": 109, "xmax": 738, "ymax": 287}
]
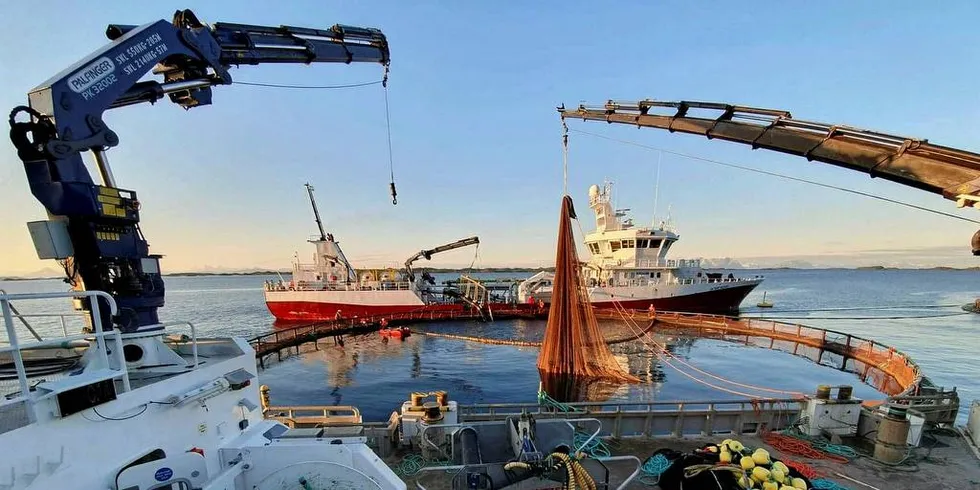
[
  {"xmin": 165, "ymin": 270, "xmax": 284, "ymax": 277},
  {"xmin": 3, "ymin": 265, "xmax": 976, "ymax": 282},
  {"xmin": 163, "ymin": 267, "xmax": 555, "ymax": 277},
  {"xmin": 855, "ymin": 265, "xmax": 979, "ymax": 271}
]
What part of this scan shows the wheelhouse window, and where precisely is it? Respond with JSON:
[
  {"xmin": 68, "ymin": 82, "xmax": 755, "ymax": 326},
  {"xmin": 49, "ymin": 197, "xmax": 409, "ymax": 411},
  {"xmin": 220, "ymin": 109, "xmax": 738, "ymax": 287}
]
[
  {"xmin": 623, "ymin": 240, "xmax": 634, "ymax": 249},
  {"xmin": 610, "ymin": 241, "xmax": 621, "ymax": 252},
  {"xmin": 649, "ymin": 239, "xmax": 662, "ymax": 249},
  {"xmin": 637, "ymin": 239, "xmax": 649, "ymax": 248}
]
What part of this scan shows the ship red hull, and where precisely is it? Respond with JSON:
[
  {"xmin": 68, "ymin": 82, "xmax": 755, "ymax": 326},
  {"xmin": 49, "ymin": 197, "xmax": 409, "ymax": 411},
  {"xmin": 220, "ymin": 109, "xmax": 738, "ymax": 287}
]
[
  {"xmin": 267, "ymin": 283, "xmax": 756, "ymax": 321},
  {"xmin": 266, "ymin": 301, "xmax": 462, "ymax": 322},
  {"xmin": 266, "ymin": 301, "xmax": 537, "ymax": 322},
  {"xmin": 591, "ymin": 283, "xmax": 758, "ymax": 314}
]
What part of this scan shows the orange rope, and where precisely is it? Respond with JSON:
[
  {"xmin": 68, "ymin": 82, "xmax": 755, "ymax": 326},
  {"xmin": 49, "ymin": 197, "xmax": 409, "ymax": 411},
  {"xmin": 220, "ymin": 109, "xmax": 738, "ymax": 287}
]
[
  {"xmin": 762, "ymin": 432, "xmax": 850, "ymax": 465},
  {"xmin": 780, "ymin": 457, "xmax": 820, "ymax": 480}
]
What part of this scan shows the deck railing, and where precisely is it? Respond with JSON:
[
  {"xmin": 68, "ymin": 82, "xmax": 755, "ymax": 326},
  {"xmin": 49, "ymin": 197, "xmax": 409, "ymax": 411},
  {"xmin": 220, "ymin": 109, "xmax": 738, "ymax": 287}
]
[
  {"xmin": 0, "ymin": 291, "xmax": 128, "ymax": 428},
  {"xmin": 457, "ymin": 398, "xmax": 802, "ymax": 438}
]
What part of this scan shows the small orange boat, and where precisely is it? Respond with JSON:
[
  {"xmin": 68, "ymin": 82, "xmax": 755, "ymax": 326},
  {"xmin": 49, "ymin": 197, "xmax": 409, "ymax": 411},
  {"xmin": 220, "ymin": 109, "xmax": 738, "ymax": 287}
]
[{"xmin": 379, "ymin": 326, "xmax": 411, "ymax": 339}]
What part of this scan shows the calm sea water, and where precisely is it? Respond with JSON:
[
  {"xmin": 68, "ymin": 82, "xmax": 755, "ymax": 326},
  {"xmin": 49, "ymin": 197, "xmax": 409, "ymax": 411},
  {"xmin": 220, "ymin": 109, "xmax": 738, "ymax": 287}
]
[{"xmin": 2, "ymin": 269, "xmax": 977, "ymax": 422}]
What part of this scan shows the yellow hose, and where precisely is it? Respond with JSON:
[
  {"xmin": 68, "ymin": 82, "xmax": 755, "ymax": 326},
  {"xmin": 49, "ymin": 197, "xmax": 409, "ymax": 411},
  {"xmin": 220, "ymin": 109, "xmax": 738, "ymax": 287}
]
[{"xmin": 549, "ymin": 452, "xmax": 596, "ymax": 490}]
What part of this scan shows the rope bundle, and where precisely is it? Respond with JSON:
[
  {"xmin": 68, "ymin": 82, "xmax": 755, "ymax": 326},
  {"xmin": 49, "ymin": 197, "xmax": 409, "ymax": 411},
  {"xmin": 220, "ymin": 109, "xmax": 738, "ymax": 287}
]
[{"xmin": 762, "ymin": 431, "xmax": 851, "ymax": 464}]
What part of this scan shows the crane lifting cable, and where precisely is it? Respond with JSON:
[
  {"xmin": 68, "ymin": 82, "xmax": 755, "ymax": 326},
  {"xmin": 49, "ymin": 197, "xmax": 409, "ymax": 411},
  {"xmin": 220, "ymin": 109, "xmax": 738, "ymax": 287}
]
[
  {"xmin": 536, "ymin": 195, "xmax": 638, "ymax": 384},
  {"xmin": 559, "ymin": 100, "xmax": 980, "ymax": 255},
  {"xmin": 383, "ymin": 66, "xmax": 397, "ymax": 205}
]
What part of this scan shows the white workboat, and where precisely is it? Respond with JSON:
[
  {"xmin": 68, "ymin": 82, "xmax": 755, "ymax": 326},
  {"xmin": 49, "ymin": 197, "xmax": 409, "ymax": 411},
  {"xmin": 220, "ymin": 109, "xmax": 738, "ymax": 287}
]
[{"xmin": 519, "ymin": 183, "xmax": 763, "ymax": 313}]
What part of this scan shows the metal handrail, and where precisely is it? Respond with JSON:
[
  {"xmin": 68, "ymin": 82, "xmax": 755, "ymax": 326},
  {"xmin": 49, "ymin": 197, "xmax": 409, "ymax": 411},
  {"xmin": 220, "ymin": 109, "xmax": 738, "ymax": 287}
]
[
  {"xmin": 158, "ymin": 321, "xmax": 200, "ymax": 369},
  {"xmin": 0, "ymin": 313, "xmax": 86, "ymax": 342},
  {"xmin": 0, "ymin": 290, "xmax": 123, "ymax": 422},
  {"xmin": 459, "ymin": 398, "xmax": 801, "ymax": 412}
]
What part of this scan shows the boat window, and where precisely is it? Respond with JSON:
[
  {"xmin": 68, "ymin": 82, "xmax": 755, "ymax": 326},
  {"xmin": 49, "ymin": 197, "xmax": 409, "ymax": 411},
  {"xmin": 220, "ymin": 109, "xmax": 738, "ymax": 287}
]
[
  {"xmin": 610, "ymin": 241, "xmax": 621, "ymax": 252},
  {"xmin": 637, "ymin": 239, "xmax": 648, "ymax": 248},
  {"xmin": 624, "ymin": 240, "xmax": 635, "ymax": 249},
  {"xmin": 649, "ymin": 239, "xmax": 662, "ymax": 249}
]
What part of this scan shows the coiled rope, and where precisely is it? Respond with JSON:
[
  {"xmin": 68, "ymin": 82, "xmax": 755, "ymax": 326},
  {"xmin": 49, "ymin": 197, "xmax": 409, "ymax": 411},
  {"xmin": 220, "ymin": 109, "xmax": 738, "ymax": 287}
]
[
  {"xmin": 783, "ymin": 429, "xmax": 860, "ymax": 460},
  {"xmin": 779, "ymin": 457, "xmax": 819, "ymax": 480},
  {"xmin": 812, "ymin": 478, "xmax": 852, "ymax": 490},
  {"xmin": 640, "ymin": 453, "xmax": 673, "ymax": 485},
  {"xmin": 762, "ymin": 431, "xmax": 850, "ymax": 464},
  {"xmin": 573, "ymin": 431, "xmax": 610, "ymax": 458},
  {"xmin": 392, "ymin": 454, "xmax": 455, "ymax": 477}
]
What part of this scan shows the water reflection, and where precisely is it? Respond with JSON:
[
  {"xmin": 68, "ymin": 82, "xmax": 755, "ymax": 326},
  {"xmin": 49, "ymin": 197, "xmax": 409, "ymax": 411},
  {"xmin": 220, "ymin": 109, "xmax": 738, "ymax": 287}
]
[{"xmin": 538, "ymin": 372, "xmax": 620, "ymax": 403}]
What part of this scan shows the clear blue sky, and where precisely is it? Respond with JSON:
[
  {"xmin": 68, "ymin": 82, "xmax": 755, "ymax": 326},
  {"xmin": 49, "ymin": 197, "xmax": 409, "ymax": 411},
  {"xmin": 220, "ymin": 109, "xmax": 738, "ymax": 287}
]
[{"xmin": 2, "ymin": 1, "xmax": 979, "ymax": 274}]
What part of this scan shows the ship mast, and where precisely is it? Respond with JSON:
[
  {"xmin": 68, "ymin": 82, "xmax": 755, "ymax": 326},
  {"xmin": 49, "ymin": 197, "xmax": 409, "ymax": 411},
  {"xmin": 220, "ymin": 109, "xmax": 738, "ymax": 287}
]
[{"xmin": 305, "ymin": 183, "xmax": 328, "ymax": 241}]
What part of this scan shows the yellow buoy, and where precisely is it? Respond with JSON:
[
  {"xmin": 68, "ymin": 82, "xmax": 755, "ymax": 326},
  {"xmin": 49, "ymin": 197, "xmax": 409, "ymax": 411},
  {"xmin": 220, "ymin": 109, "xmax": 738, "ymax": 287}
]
[
  {"xmin": 791, "ymin": 477, "xmax": 807, "ymax": 489},
  {"xmin": 740, "ymin": 455, "xmax": 756, "ymax": 470},
  {"xmin": 752, "ymin": 448, "xmax": 771, "ymax": 465},
  {"xmin": 751, "ymin": 466, "xmax": 770, "ymax": 483},
  {"xmin": 781, "ymin": 486, "xmax": 797, "ymax": 490},
  {"xmin": 762, "ymin": 482, "xmax": 778, "ymax": 490},
  {"xmin": 729, "ymin": 440, "xmax": 745, "ymax": 453},
  {"xmin": 771, "ymin": 468, "xmax": 785, "ymax": 483},
  {"xmin": 772, "ymin": 461, "xmax": 789, "ymax": 475},
  {"xmin": 720, "ymin": 448, "xmax": 733, "ymax": 463},
  {"xmin": 707, "ymin": 445, "xmax": 719, "ymax": 453}
]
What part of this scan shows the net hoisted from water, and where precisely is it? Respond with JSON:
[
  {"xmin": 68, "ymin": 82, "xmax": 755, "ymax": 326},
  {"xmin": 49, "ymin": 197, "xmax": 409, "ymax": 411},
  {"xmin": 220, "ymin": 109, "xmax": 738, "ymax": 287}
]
[{"xmin": 537, "ymin": 196, "xmax": 638, "ymax": 383}]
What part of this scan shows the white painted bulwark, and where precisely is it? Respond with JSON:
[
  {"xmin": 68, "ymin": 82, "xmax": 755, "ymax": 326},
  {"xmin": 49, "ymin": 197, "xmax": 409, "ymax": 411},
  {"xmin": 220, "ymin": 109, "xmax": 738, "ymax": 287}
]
[{"xmin": 0, "ymin": 291, "xmax": 405, "ymax": 490}]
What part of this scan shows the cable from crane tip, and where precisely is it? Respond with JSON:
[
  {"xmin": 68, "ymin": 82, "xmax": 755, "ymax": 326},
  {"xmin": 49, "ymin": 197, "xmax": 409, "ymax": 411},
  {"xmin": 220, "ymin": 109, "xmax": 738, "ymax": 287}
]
[{"xmin": 383, "ymin": 65, "xmax": 397, "ymax": 205}]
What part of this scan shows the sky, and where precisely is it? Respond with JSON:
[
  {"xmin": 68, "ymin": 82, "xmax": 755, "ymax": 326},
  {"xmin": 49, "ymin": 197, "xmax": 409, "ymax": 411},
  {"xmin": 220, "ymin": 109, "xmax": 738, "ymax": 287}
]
[{"xmin": 2, "ymin": 1, "xmax": 980, "ymax": 275}]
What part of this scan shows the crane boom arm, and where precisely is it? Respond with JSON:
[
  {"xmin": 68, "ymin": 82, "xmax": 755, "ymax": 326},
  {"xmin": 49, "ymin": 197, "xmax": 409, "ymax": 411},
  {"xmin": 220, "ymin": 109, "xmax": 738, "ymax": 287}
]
[
  {"xmin": 559, "ymin": 100, "xmax": 980, "ymax": 205},
  {"xmin": 404, "ymin": 237, "xmax": 480, "ymax": 282},
  {"xmin": 8, "ymin": 9, "xmax": 390, "ymax": 331}
]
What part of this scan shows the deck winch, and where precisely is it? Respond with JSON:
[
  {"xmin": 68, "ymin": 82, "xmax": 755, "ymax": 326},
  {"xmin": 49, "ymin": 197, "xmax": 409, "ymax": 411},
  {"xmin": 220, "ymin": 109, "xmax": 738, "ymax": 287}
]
[{"xmin": 399, "ymin": 391, "xmax": 458, "ymax": 459}]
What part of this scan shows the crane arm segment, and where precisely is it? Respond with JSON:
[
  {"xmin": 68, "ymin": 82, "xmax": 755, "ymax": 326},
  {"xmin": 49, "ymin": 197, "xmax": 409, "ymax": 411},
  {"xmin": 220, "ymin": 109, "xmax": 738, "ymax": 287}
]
[
  {"xmin": 404, "ymin": 237, "xmax": 480, "ymax": 282},
  {"xmin": 559, "ymin": 100, "xmax": 980, "ymax": 205}
]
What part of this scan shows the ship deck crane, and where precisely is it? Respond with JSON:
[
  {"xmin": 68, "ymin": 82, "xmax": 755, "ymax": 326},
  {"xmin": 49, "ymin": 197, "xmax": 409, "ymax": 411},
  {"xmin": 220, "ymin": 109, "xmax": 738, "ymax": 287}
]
[
  {"xmin": 404, "ymin": 237, "xmax": 480, "ymax": 283},
  {"xmin": 8, "ymin": 9, "xmax": 390, "ymax": 332},
  {"xmin": 559, "ymin": 100, "xmax": 980, "ymax": 255},
  {"xmin": 305, "ymin": 183, "xmax": 357, "ymax": 283}
]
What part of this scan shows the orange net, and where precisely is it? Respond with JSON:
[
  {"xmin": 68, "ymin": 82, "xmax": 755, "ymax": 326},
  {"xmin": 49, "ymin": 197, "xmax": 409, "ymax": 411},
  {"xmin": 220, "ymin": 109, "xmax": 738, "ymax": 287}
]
[{"xmin": 537, "ymin": 196, "xmax": 638, "ymax": 383}]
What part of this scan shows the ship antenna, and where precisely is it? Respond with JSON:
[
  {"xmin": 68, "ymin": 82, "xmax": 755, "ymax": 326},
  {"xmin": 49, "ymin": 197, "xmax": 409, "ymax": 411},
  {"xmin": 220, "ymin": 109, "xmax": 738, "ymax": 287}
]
[
  {"xmin": 305, "ymin": 183, "xmax": 328, "ymax": 241},
  {"xmin": 653, "ymin": 150, "xmax": 662, "ymax": 227}
]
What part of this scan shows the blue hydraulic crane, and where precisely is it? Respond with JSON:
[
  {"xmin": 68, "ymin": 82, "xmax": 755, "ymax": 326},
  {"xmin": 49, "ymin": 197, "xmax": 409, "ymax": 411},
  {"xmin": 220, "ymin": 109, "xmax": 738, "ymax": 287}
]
[{"xmin": 7, "ymin": 9, "xmax": 390, "ymax": 332}]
